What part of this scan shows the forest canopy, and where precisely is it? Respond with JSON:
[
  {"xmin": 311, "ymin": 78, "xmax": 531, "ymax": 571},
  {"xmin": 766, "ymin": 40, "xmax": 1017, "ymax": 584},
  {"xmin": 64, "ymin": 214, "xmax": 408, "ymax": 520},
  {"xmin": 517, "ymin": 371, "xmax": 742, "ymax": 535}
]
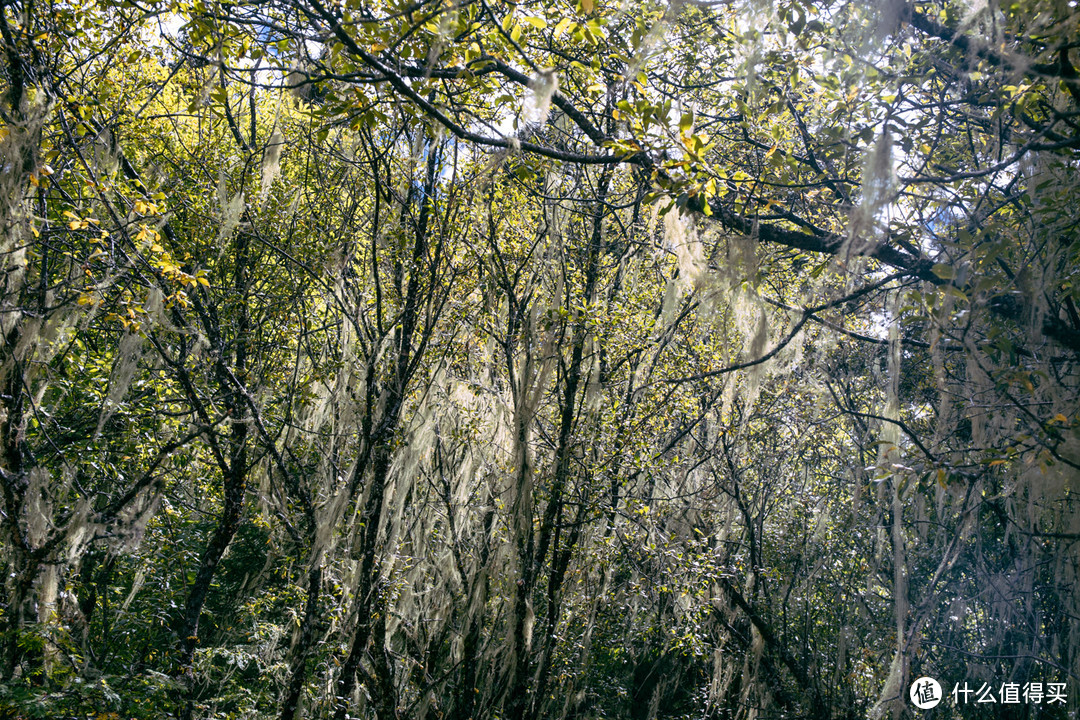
[{"xmin": 1, "ymin": 0, "xmax": 1079, "ymax": 718}]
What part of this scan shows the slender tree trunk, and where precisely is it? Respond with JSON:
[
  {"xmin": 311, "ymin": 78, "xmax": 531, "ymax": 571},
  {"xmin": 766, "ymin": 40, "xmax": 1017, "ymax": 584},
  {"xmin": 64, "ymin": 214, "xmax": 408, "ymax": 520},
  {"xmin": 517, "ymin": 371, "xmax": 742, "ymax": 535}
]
[
  {"xmin": 177, "ymin": 420, "xmax": 248, "ymax": 719},
  {"xmin": 514, "ymin": 166, "xmax": 610, "ymax": 720},
  {"xmin": 280, "ymin": 564, "xmax": 323, "ymax": 720},
  {"xmin": 177, "ymin": 228, "xmax": 251, "ymax": 720},
  {"xmin": 0, "ymin": 329, "xmax": 43, "ymax": 681},
  {"xmin": 332, "ymin": 140, "xmax": 441, "ymax": 720}
]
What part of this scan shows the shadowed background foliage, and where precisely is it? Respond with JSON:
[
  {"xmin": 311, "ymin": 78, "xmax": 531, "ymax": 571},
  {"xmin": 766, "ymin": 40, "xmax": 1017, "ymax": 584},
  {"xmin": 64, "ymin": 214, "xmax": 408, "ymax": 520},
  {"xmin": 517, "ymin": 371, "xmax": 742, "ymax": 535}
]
[{"xmin": 1, "ymin": 0, "xmax": 1079, "ymax": 718}]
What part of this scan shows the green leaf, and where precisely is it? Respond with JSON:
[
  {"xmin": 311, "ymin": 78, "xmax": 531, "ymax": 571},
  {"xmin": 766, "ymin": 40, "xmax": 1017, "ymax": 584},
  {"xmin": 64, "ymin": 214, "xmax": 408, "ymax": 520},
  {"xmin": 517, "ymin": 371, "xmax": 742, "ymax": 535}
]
[
  {"xmin": 679, "ymin": 110, "xmax": 693, "ymax": 134},
  {"xmin": 931, "ymin": 263, "xmax": 956, "ymax": 280}
]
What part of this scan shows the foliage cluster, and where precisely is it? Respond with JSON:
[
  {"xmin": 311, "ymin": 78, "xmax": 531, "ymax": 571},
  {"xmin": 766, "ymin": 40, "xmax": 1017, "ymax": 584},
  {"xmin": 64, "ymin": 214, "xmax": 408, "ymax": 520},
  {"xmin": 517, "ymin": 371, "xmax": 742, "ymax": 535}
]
[{"xmin": 1, "ymin": 0, "xmax": 1079, "ymax": 718}]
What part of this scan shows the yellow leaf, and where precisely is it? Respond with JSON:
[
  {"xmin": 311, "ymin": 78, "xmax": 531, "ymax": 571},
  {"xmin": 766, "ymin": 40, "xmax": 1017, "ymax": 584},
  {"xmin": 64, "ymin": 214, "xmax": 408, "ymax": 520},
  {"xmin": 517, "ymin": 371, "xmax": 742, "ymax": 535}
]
[
  {"xmin": 581, "ymin": 0, "xmax": 594, "ymax": 14},
  {"xmin": 1053, "ymin": 413, "xmax": 1069, "ymax": 424}
]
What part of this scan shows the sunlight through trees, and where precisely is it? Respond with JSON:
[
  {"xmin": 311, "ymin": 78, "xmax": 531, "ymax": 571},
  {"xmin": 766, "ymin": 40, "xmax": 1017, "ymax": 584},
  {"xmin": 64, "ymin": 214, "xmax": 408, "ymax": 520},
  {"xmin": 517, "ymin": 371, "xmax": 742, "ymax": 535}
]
[{"xmin": 1, "ymin": 0, "xmax": 1079, "ymax": 717}]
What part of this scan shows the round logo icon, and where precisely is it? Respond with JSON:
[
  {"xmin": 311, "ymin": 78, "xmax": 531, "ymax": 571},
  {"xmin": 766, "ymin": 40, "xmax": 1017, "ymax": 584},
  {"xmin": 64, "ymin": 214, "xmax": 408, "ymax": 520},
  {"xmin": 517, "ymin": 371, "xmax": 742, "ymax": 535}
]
[{"xmin": 910, "ymin": 676, "xmax": 942, "ymax": 710}]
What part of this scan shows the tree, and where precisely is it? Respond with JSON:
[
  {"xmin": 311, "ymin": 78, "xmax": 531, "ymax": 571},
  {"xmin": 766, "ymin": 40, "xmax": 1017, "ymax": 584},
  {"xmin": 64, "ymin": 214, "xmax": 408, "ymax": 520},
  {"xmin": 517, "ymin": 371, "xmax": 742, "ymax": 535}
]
[{"xmin": 1, "ymin": 0, "xmax": 1078, "ymax": 718}]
